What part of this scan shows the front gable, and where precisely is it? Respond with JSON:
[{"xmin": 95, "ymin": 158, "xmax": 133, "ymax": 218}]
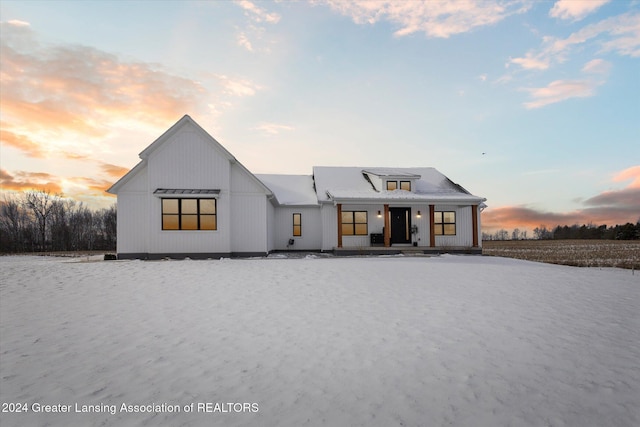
[
  {"xmin": 108, "ymin": 115, "xmax": 276, "ymax": 258},
  {"xmin": 139, "ymin": 115, "xmax": 235, "ymax": 162},
  {"xmin": 146, "ymin": 120, "xmax": 232, "ymax": 191},
  {"xmin": 108, "ymin": 115, "xmax": 272, "ymax": 197}
]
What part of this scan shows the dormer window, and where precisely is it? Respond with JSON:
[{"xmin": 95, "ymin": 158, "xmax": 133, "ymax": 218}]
[
  {"xmin": 362, "ymin": 169, "xmax": 420, "ymax": 193},
  {"xmin": 386, "ymin": 180, "xmax": 411, "ymax": 191}
]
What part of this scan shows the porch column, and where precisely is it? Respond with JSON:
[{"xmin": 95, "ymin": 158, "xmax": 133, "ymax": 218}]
[
  {"xmin": 337, "ymin": 203, "xmax": 343, "ymax": 248},
  {"xmin": 429, "ymin": 205, "xmax": 435, "ymax": 247},
  {"xmin": 383, "ymin": 204, "xmax": 390, "ymax": 247},
  {"xmin": 472, "ymin": 205, "xmax": 479, "ymax": 247}
]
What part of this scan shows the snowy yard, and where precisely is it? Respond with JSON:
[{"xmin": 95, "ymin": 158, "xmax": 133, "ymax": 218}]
[{"xmin": 1, "ymin": 254, "xmax": 638, "ymax": 427}]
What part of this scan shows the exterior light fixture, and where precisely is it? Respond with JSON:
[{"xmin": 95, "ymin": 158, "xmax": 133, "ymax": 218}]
[
  {"xmin": 417, "ymin": 210, "xmax": 422, "ymax": 218},
  {"xmin": 377, "ymin": 210, "xmax": 382, "ymax": 217}
]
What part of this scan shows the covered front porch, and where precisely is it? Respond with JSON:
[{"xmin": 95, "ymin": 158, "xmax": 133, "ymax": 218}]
[{"xmin": 335, "ymin": 202, "xmax": 481, "ymax": 251}]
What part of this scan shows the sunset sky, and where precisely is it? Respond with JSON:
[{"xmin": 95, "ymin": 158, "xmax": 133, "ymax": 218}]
[{"xmin": 1, "ymin": 0, "xmax": 638, "ymax": 234}]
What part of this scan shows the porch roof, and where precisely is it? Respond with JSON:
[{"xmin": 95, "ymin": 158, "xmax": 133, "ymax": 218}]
[{"xmin": 325, "ymin": 189, "xmax": 484, "ymax": 204}]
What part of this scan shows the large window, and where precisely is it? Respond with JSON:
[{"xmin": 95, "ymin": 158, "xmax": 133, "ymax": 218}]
[
  {"xmin": 293, "ymin": 213, "xmax": 302, "ymax": 237},
  {"xmin": 434, "ymin": 211, "xmax": 456, "ymax": 235},
  {"xmin": 162, "ymin": 198, "xmax": 217, "ymax": 230},
  {"xmin": 341, "ymin": 211, "xmax": 368, "ymax": 236}
]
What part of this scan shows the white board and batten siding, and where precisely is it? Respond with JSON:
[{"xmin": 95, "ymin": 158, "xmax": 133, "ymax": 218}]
[
  {"xmin": 339, "ymin": 204, "xmax": 386, "ymax": 248},
  {"xmin": 114, "ymin": 164, "xmax": 148, "ymax": 254},
  {"xmin": 230, "ymin": 163, "xmax": 271, "ymax": 254},
  {"xmin": 271, "ymin": 206, "xmax": 322, "ymax": 251},
  {"xmin": 321, "ymin": 204, "xmax": 338, "ymax": 251},
  {"xmin": 434, "ymin": 205, "xmax": 478, "ymax": 248},
  {"xmin": 266, "ymin": 202, "xmax": 276, "ymax": 252},
  {"xmin": 146, "ymin": 127, "xmax": 232, "ymax": 255},
  {"xmin": 116, "ymin": 193, "xmax": 148, "ymax": 254}
]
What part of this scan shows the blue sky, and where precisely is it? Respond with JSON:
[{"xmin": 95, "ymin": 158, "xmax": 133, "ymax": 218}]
[{"xmin": 1, "ymin": 0, "xmax": 638, "ymax": 233}]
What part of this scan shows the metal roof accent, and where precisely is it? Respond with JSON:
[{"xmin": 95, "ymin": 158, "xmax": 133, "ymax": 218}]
[{"xmin": 154, "ymin": 188, "xmax": 220, "ymax": 195}]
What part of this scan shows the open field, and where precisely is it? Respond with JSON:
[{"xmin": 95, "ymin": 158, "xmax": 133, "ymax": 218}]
[
  {"xmin": 1, "ymin": 255, "xmax": 639, "ymax": 427},
  {"xmin": 483, "ymin": 239, "xmax": 640, "ymax": 269}
]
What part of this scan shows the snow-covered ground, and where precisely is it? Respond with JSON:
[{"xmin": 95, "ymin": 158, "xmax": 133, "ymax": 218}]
[{"xmin": 1, "ymin": 254, "xmax": 638, "ymax": 427}]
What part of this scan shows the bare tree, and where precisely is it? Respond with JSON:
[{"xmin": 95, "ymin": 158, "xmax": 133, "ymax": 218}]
[
  {"xmin": 23, "ymin": 190, "xmax": 59, "ymax": 251},
  {"xmin": 533, "ymin": 225, "xmax": 551, "ymax": 240},
  {"xmin": 1, "ymin": 194, "xmax": 116, "ymax": 253},
  {"xmin": 0, "ymin": 194, "xmax": 28, "ymax": 252},
  {"xmin": 97, "ymin": 205, "xmax": 117, "ymax": 249},
  {"xmin": 494, "ymin": 229, "xmax": 509, "ymax": 240}
]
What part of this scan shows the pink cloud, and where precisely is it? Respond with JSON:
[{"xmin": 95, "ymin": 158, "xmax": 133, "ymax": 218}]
[
  {"xmin": 235, "ymin": 0, "xmax": 281, "ymax": 24},
  {"xmin": 0, "ymin": 126, "xmax": 46, "ymax": 157},
  {"xmin": 549, "ymin": 0, "xmax": 611, "ymax": 22},
  {"xmin": 318, "ymin": 0, "xmax": 530, "ymax": 38},
  {"xmin": 509, "ymin": 11, "xmax": 640, "ymax": 72},
  {"xmin": 0, "ymin": 169, "xmax": 64, "ymax": 194},
  {"xmin": 483, "ymin": 166, "xmax": 640, "ymax": 233},
  {"xmin": 613, "ymin": 165, "xmax": 640, "ymax": 188},
  {"xmin": 1, "ymin": 21, "xmax": 209, "ymax": 159},
  {"xmin": 522, "ymin": 79, "xmax": 600, "ymax": 109},
  {"xmin": 99, "ymin": 163, "xmax": 130, "ymax": 179}
]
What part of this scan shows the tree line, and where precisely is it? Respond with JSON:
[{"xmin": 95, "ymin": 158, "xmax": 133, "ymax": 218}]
[
  {"xmin": 0, "ymin": 190, "xmax": 116, "ymax": 253},
  {"xmin": 3, "ymin": 189, "xmax": 638, "ymax": 250},
  {"xmin": 483, "ymin": 221, "xmax": 640, "ymax": 241}
]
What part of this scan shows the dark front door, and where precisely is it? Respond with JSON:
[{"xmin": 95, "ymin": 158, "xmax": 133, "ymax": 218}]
[{"xmin": 390, "ymin": 207, "xmax": 411, "ymax": 244}]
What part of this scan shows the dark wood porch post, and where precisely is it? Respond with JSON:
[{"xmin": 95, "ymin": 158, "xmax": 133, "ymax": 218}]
[
  {"xmin": 337, "ymin": 203, "xmax": 342, "ymax": 248},
  {"xmin": 383, "ymin": 204, "xmax": 390, "ymax": 247},
  {"xmin": 429, "ymin": 204, "xmax": 435, "ymax": 247},
  {"xmin": 472, "ymin": 205, "xmax": 479, "ymax": 247}
]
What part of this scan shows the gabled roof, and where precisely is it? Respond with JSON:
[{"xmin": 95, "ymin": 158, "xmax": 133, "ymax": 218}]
[
  {"xmin": 313, "ymin": 166, "xmax": 485, "ymax": 204},
  {"xmin": 107, "ymin": 115, "xmax": 272, "ymax": 196},
  {"xmin": 106, "ymin": 160, "xmax": 145, "ymax": 194},
  {"xmin": 256, "ymin": 174, "xmax": 318, "ymax": 206},
  {"xmin": 107, "ymin": 115, "xmax": 485, "ymax": 207},
  {"xmin": 138, "ymin": 115, "xmax": 234, "ymax": 161}
]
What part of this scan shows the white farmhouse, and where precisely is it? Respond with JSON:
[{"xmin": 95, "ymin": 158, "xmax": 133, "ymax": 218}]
[{"xmin": 107, "ymin": 115, "xmax": 486, "ymax": 259}]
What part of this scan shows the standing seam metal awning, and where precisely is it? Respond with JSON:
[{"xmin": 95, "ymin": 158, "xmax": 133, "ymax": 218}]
[{"xmin": 153, "ymin": 188, "xmax": 220, "ymax": 197}]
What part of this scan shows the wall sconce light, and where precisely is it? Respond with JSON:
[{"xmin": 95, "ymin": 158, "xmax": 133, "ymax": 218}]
[
  {"xmin": 377, "ymin": 210, "xmax": 382, "ymax": 217},
  {"xmin": 417, "ymin": 210, "xmax": 422, "ymax": 218}
]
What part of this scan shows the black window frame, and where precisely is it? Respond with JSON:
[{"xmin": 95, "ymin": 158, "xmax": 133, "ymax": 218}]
[
  {"xmin": 386, "ymin": 181, "xmax": 397, "ymax": 191},
  {"xmin": 161, "ymin": 198, "xmax": 217, "ymax": 231},
  {"xmin": 341, "ymin": 211, "xmax": 368, "ymax": 236},
  {"xmin": 400, "ymin": 181, "xmax": 411, "ymax": 191},
  {"xmin": 434, "ymin": 211, "xmax": 456, "ymax": 235},
  {"xmin": 293, "ymin": 213, "xmax": 302, "ymax": 237}
]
